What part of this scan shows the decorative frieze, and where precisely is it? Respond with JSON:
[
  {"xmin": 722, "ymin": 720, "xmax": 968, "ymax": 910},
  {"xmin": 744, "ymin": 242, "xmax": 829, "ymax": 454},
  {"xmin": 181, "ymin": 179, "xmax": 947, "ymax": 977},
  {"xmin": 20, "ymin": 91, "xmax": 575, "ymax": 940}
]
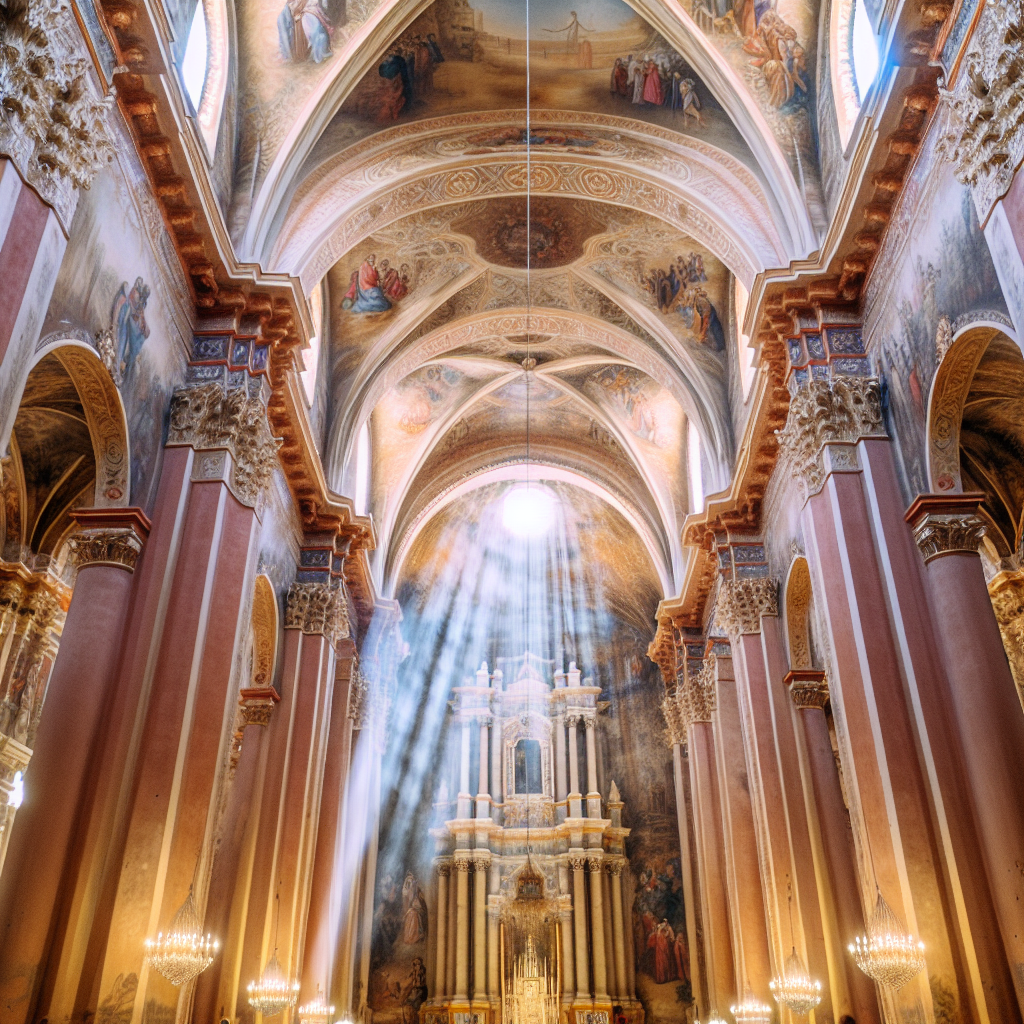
[
  {"xmin": 715, "ymin": 577, "xmax": 779, "ymax": 639},
  {"xmin": 905, "ymin": 494, "xmax": 987, "ymax": 563},
  {"xmin": 0, "ymin": 0, "xmax": 113, "ymax": 226},
  {"xmin": 940, "ymin": 0, "xmax": 1024, "ymax": 220},
  {"xmin": 285, "ymin": 580, "xmax": 351, "ymax": 649},
  {"xmin": 776, "ymin": 376, "xmax": 885, "ymax": 499},
  {"xmin": 167, "ymin": 383, "xmax": 280, "ymax": 507}
]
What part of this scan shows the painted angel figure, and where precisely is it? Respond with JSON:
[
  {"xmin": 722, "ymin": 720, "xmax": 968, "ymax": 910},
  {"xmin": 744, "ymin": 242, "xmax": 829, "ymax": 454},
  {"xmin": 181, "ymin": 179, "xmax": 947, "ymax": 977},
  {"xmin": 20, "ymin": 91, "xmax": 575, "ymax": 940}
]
[{"xmin": 112, "ymin": 276, "xmax": 151, "ymax": 380}]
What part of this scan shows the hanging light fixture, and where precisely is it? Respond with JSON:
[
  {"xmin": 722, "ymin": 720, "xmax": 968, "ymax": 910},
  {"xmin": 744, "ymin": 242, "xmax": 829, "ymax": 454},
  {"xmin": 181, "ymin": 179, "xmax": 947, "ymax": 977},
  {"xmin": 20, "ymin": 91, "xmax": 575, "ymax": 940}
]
[
  {"xmin": 143, "ymin": 886, "xmax": 219, "ymax": 986},
  {"xmin": 297, "ymin": 984, "xmax": 334, "ymax": 1024},
  {"xmin": 849, "ymin": 889, "xmax": 926, "ymax": 989},
  {"xmin": 770, "ymin": 947, "xmax": 822, "ymax": 1015},
  {"xmin": 248, "ymin": 952, "xmax": 299, "ymax": 1016},
  {"xmin": 729, "ymin": 998, "xmax": 772, "ymax": 1024}
]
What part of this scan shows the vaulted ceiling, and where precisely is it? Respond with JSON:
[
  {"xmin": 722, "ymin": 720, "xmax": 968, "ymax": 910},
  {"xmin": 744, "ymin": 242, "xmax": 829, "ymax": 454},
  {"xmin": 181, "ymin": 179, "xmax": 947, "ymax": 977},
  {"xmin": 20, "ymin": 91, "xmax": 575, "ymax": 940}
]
[{"xmin": 233, "ymin": 0, "xmax": 827, "ymax": 602}]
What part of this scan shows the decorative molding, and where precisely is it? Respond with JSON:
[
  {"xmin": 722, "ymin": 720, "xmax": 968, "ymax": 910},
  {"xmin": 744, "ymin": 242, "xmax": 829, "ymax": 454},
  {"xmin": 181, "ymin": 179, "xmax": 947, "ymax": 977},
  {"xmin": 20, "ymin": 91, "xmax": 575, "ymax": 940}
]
[
  {"xmin": 785, "ymin": 669, "xmax": 830, "ymax": 710},
  {"xmin": 0, "ymin": 0, "xmax": 113, "ymax": 227},
  {"xmin": 284, "ymin": 581, "xmax": 350, "ymax": 648},
  {"xmin": 67, "ymin": 508, "xmax": 150, "ymax": 572},
  {"xmin": 776, "ymin": 376, "xmax": 884, "ymax": 499},
  {"xmin": 940, "ymin": 0, "xmax": 1024, "ymax": 221},
  {"xmin": 167, "ymin": 383, "xmax": 280, "ymax": 507},
  {"xmin": 238, "ymin": 685, "xmax": 281, "ymax": 728},
  {"xmin": 906, "ymin": 493, "xmax": 987, "ymax": 562},
  {"xmin": 716, "ymin": 577, "xmax": 779, "ymax": 639}
]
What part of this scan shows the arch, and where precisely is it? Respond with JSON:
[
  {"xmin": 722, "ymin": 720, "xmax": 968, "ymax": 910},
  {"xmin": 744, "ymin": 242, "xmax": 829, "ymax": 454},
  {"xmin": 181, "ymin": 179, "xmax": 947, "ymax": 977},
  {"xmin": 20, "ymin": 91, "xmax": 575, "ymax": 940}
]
[
  {"xmin": 784, "ymin": 556, "xmax": 814, "ymax": 670},
  {"xmin": 829, "ymin": 0, "xmax": 859, "ymax": 149},
  {"xmin": 196, "ymin": 0, "xmax": 230, "ymax": 154},
  {"xmin": 250, "ymin": 574, "xmax": 279, "ymax": 687}
]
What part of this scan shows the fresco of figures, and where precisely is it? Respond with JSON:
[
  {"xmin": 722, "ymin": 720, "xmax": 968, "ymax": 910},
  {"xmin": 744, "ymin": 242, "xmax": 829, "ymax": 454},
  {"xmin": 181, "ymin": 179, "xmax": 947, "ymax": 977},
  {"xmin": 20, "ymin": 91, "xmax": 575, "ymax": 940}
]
[{"xmin": 370, "ymin": 871, "xmax": 431, "ymax": 1024}]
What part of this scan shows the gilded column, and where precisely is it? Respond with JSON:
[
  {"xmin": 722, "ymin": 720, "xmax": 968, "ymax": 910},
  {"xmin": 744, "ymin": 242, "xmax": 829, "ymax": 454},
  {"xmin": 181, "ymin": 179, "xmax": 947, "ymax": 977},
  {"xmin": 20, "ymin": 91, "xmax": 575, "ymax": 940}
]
[
  {"xmin": 607, "ymin": 861, "xmax": 628, "ymax": 1000},
  {"xmin": 472, "ymin": 854, "xmax": 488, "ymax": 1003},
  {"xmin": 454, "ymin": 857, "xmax": 471, "ymax": 1001},
  {"xmin": 588, "ymin": 853, "xmax": 609, "ymax": 1002},
  {"xmin": 566, "ymin": 714, "xmax": 582, "ymax": 818},
  {"xmin": 435, "ymin": 863, "xmax": 450, "ymax": 996},
  {"xmin": 570, "ymin": 852, "xmax": 590, "ymax": 1000},
  {"xmin": 583, "ymin": 716, "xmax": 601, "ymax": 818},
  {"xmin": 558, "ymin": 862, "xmax": 576, "ymax": 1000},
  {"xmin": 554, "ymin": 711, "xmax": 567, "ymax": 822}
]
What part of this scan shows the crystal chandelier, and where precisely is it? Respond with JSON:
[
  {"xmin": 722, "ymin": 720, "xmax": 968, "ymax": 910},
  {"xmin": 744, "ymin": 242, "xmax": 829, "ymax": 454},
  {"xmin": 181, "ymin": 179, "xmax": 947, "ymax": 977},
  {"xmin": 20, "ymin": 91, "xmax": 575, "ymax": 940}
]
[
  {"xmin": 770, "ymin": 947, "xmax": 822, "ymax": 1015},
  {"xmin": 297, "ymin": 985, "xmax": 334, "ymax": 1024},
  {"xmin": 730, "ymin": 998, "xmax": 772, "ymax": 1024},
  {"xmin": 143, "ymin": 886, "xmax": 219, "ymax": 986},
  {"xmin": 849, "ymin": 889, "xmax": 926, "ymax": 989},
  {"xmin": 248, "ymin": 952, "xmax": 299, "ymax": 1016}
]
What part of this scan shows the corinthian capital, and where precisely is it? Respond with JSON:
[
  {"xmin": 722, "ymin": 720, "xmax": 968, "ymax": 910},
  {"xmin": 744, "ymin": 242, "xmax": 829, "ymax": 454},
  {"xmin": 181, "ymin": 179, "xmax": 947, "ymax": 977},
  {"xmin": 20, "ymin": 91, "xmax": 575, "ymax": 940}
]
[
  {"xmin": 716, "ymin": 577, "xmax": 779, "ymax": 640},
  {"xmin": 285, "ymin": 581, "xmax": 351, "ymax": 648},
  {"xmin": 67, "ymin": 508, "xmax": 150, "ymax": 573},
  {"xmin": 777, "ymin": 376, "xmax": 884, "ymax": 498},
  {"xmin": 785, "ymin": 669, "xmax": 829, "ymax": 710},
  {"xmin": 906, "ymin": 494, "xmax": 986, "ymax": 563},
  {"xmin": 661, "ymin": 690, "xmax": 686, "ymax": 746},
  {"xmin": 168, "ymin": 383, "xmax": 280, "ymax": 506},
  {"xmin": 0, "ymin": 0, "xmax": 113, "ymax": 226}
]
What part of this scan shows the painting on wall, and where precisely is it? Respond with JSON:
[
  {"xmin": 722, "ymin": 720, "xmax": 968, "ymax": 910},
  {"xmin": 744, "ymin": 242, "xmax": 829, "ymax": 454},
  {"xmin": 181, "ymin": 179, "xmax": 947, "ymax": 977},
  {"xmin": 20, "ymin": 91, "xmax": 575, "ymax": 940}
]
[
  {"xmin": 369, "ymin": 870, "xmax": 431, "ymax": 1024},
  {"xmin": 864, "ymin": 156, "xmax": 1008, "ymax": 502}
]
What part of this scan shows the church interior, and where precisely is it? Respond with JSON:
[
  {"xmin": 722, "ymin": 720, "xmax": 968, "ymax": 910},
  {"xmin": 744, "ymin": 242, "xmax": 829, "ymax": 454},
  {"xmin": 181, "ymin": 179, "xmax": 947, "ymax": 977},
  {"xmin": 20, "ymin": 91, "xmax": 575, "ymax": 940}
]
[{"xmin": 1, "ymin": 0, "xmax": 1023, "ymax": 1022}]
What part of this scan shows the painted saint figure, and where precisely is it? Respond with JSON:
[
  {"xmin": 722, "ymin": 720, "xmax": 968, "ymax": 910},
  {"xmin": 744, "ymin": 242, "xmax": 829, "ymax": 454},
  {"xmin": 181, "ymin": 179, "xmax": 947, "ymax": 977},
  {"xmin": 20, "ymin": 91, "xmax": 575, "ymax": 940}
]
[
  {"xmin": 278, "ymin": 0, "xmax": 333, "ymax": 63},
  {"xmin": 343, "ymin": 254, "xmax": 392, "ymax": 313},
  {"xmin": 401, "ymin": 872, "xmax": 428, "ymax": 944},
  {"xmin": 112, "ymin": 276, "xmax": 151, "ymax": 380}
]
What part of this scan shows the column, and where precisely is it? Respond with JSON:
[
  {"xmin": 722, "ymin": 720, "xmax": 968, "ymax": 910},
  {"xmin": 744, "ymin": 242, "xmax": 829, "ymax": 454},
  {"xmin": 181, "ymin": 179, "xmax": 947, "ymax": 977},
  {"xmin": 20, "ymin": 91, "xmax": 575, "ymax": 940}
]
[
  {"xmin": 566, "ymin": 715, "xmax": 582, "ymax": 818},
  {"xmin": 670, "ymin": 738, "xmax": 704, "ymax": 1012},
  {"xmin": 570, "ymin": 853, "xmax": 590, "ymax": 1000},
  {"xmin": 908, "ymin": 495, "xmax": 1024, "ymax": 1011},
  {"xmin": 487, "ymin": 898, "xmax": 499, "ymax": 1001},
  {"xmin": 788, "ymin": 672, "xmax": 880, "ymax": 1024},
  {"xmin": 554, "ymin": 712, "xmax": 567, "ymax": 822},
  {"xmin": 472, "ymin": 854, "xmax": 488, "ymax": 1003},
  {"xmin": 454, "ymin": 857, "xmax": 471, "ymax": 1001},
  {"xmin": 588, "ymin": 854, "xmax": 609, "ymax": 1002},
  {"xmin": 458, "ymin": 718, "xmax": 472, "ymax": 818},
  {"xmin": 490, "ymin": 717, "xmax": 502, "ymax": 826},
  {"xmin": 607, "ymin": 861, "xmax": 628, "ymax": 1001},
  {"xmin": 435, "ymin": 863, "xmax": 450, "ymax": 996},
  {"xmin": 558, "ymin": 862, "xmax": 576, "ymax": 1001},
  {"xmin": 584, "ymin": 716, "xmax": 601, "ymax": 818},
  {"xmin": 477, "ymin": 718, "xmax": 490, "ymax": 819},
  {"xmin": 0, "ymin": 510, "xmax": 147, "ymax": 1017},
  {"xmin": 446, "ymin": 857, "xmax": 458, "ymax": 998}
]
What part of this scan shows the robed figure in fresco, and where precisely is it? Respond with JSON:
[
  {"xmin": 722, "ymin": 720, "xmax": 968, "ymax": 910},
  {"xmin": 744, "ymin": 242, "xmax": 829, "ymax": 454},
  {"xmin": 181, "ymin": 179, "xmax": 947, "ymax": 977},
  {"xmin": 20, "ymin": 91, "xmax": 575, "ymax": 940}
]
[
  {"xmin": 278, "ymin": 0, "xmax": 333, "ymax": 63},
  {"xmin": 343, "ymin": 254, "xmax": 393, "ymax": 313},
  {"xmin": 112, "ymin": 276, "xmax": 151, "ymax": 380}
]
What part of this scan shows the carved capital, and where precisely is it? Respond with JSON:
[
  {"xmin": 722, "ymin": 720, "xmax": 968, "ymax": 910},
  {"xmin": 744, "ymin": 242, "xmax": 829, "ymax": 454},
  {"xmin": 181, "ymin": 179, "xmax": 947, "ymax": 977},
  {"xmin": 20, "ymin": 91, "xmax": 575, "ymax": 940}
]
[
  {"xmin": 785, "ymin": 669, "xmax": 829, "ymax": 710},
  {"xmin": 716, "ymin": 577, "xmax": 779, "ymax": 639},
  {"xmin": 685, "ymin": 657, "xmax": 717, "ymax": 724},
  {"xmin": 606, "ymin": 860, "xmax": 622, "ymax": 877},
  {"xmin": 347, "ymin": 671, "xmax": 368, "ymax": 724},
  {"xmin": 940, "ymin": 0, "xmax": 1024, "ymax": 219},
  {"xmin": 661, "ymin": 691, "xmax": 686, "ymax": 746},
  {"xmin": 582, "ymin": 715, "xmax": 596, "ymax": 732},
  {"xmin": 564, "ymin": 711, "xmax": 582, "ymax": 729},
  {"xmin": 0, "ymin": 0, "xmax": 114, "ymax": 226},
  {"xmin": 906, "ymin": 494, "xmax": 986, "ymax": 563},
  {"xmin": 285, "ymin": 581, "xmax": 350, "ymax": 648},
  {"xmin": 67, "ymin": 508, "xmax": 150, "ymax": 572},
  {"xmin": 453, "ymin": 858, "xmax": 472, "ymax": 873},
  {"xmin": 437, "ymin": 862, "xmax": 452, "ymax": 878},
  {"xmin": 587, "ymin": 853, "xmax": 604, "ymax": 872},
  {"xmin": 168, "ymin": 383, "xmax": 280, "ymax": 506},
  {"xmin": 568, "ymin": 854, "xmax": 588, "ymax": 872},
  {"xmin": 239, "ymin": 685, "xmax": 281, "ymax": 728},
  {"xmin": 777, "ymin": 376, "xmax": 884, "ymax": 498}
]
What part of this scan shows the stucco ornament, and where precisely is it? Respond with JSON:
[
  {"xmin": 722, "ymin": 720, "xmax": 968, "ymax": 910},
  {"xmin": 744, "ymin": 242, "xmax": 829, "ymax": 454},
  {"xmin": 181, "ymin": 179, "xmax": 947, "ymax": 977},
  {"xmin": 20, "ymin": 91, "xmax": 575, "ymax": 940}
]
[
  {"xmin": 716, "ymin": 577, "xmax": 779, "ymax": 639},
  {"xmin": 285, "ymin": 581, "xmax": 351, "ymax": 649},
  {"xmin": 66, "ymin": 529, "xmax": 144, "ymax": 572},
  {"xmin": 940, "ymin": 0, "xmax": 1024, "ymax": 220},
  {"xmin": 776, "ymin": 376, "xmax": 884, "ymax": 499},
  {"xmin": 0, "ymin": 0, "xmax": 113, "ymax": 226},
  {"xmin": 167, "ymin": 383, "xmax": 280, "ymax": 506}
]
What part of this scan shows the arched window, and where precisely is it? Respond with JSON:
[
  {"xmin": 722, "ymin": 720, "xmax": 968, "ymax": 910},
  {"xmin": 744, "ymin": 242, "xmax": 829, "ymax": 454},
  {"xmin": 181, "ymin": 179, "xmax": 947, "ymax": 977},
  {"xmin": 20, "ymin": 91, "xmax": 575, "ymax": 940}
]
[
  {"xmin": 735, "ymin": 276, "xmax": 756, "ymax": 399},
  {"xmin": 832, "ymin": 0, "xmax": 879, "ymax": 147},
  {"xmin": 687, "ymin": 419, "xmax": 705, "ymax": 515},
  {"xmin": 181, "ymin": 3, "xmax": 208, "ymax": 112},
  {"xmin": 302, "ymin": 281, "xmax": 324, "ymax": 405},
  {"xmin": 355, "ymin": 420, "xmax": 371, "ymax": 517},
  {"xmin": 852, "ymin": 0, "xmax": 879, "ymax": 103},
  {"xmin": 180, "ymin": 0, "xmax": 229, "ymax": 155}
]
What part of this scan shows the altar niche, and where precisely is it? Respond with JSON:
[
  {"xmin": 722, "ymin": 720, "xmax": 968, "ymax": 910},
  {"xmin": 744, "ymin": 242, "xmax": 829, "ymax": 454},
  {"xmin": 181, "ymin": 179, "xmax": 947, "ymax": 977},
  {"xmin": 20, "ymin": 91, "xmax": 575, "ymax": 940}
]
[{"xmin": 514, "ymin": 739, "xmax": 543, "ymax": 795}]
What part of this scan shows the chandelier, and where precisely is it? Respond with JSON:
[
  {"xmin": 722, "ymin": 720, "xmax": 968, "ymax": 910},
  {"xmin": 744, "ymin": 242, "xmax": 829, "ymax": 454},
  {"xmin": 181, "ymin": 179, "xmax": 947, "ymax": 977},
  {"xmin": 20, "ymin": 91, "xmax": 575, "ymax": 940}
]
[
  {"xmin": 770, "ymin": 947, "xmax": 822, "ymax": 1015},
  {"xmin": 143, "ymin": 886, "xmax": 219, "ymax": 986},
  {"xmin": 298, "ymin": 985, "xmax": 334, "ymax": 1024},
  {"xmin": 248, "ymin": 952, "xmax": 299, "ymax": 1016},
  {"xmin": 849, "ymin": 889, "xmax": 926, "ymax": 989},
  {"xmin": 730, "ymin": 998, "xmax": 772, "ymax": 1024}
]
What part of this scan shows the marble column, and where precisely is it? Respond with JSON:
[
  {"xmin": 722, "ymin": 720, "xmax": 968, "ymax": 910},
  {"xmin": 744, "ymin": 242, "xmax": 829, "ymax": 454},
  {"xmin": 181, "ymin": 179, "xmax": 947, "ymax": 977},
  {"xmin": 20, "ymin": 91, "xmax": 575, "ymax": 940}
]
[
  {"xmin": 567, "ymin": 715, "xmax": 582, "ymax": 818},
  {"xmin": 477, "ymin": 719, "xmax": 490, "ymax": 819},
  {"xmin": 487, "ymin": 899, "xmax": 500, "ymax": 1001},
  {"xmin": 435, "ymin": 863, "xmax": 450, "ymax": 996},
  {"xmin": 787, "ymin": 671, "xmax": 880, "ymax": 1024},
  {"xmin": 458, "ymin": 718, "xmax": 472, "ymax": 819},
  {"xmin": 554, "ymin": 712, "xmax": 567, "ymax": 822},
  {"xmin": 558, "ymin": 862, "xmax": 576, "ymax": 1000},
  {"xmin": 446, "ymin": 857, "xmax": 458, "ymax": 998},
  {"xmin": 588, "ymin": 854, "xmax": 609, "ymax": 1002},
  {"xmin": 670, "ymin": 740, "xmax": 704, "ymax": 1012},
  {"xmin": 584, "ymin": 716, "xmax": 601, "ymax": 818},
  {"xmin": 473, "ymin": 855, "xmax": 488, "ymax": 1003},
  {"xmin": 490, "ymin": 718, "xmax": 502, "ymax": 826},
  {"xmin": 454, "ymin": 857, "xmax": 471, "ymax": 1001},
  {"xmin": 0, "ymin": 510, "xmax": 146, "ymax": 1018},
  {"xmin": 908, "ymin": 495, "xmax": 1024, "ymax": 1012},
  {"xmin": 570, "ymin": 852, "xmax": 590, "ymax": 999},
  {"xmin": 607, "ymin": 861, "xmax": 628, "ymax": 1000}
]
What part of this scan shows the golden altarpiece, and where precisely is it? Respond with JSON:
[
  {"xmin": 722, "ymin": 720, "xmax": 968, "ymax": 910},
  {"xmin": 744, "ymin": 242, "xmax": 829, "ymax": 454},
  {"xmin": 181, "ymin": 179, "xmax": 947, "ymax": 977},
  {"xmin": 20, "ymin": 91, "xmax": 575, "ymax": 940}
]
[{"xmin": 423, "ymin": 655, "xmax": 642, "ymax": 1024}]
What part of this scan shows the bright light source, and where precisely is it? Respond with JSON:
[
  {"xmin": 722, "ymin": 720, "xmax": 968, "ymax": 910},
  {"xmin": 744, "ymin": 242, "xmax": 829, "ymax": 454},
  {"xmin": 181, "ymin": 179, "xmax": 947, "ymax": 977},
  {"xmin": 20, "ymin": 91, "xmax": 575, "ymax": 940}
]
[
  {"xmin": 10, "ymin": 771, "xmax": 23, "ymax": 810},
  {"xmin": 502, "ymin": 485, "xmax": 557, "ymax": 537},
  {"xmin": 852, "ymin": 0, "xmax": 878, "ymax": 103},
  {"xmin": 182, "ymin": 2, "xmax": 209, "ymax": 111}
]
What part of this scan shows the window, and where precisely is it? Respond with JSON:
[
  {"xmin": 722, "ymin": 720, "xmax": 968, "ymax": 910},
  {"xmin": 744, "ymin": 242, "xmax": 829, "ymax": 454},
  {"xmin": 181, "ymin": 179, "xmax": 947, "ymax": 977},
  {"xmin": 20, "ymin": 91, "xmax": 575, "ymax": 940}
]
[
  {"xmin": 181, "ymin": 2, "xmax": 208, "ymax": 112},
  {"xmin": 514, "ymin": 739, "xmax": 543, "ymax": 794},
  {"xmin": 687, "ymin": 419, "xmax": 705, "ymax": 515},
  {"xmin": 852, "ymin": 0, "xmax": 879, "ymax": 104},
  {"xmin": 735, "ymin": 276, "xmax": 756, "ymax": 399},
  {"xmin": 355, "ymin": 420, "xmax": 370, "ymax": 517},
  {"xmin": 302, "ymin": 282, "xmax": 324, "ymax": 405}
]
